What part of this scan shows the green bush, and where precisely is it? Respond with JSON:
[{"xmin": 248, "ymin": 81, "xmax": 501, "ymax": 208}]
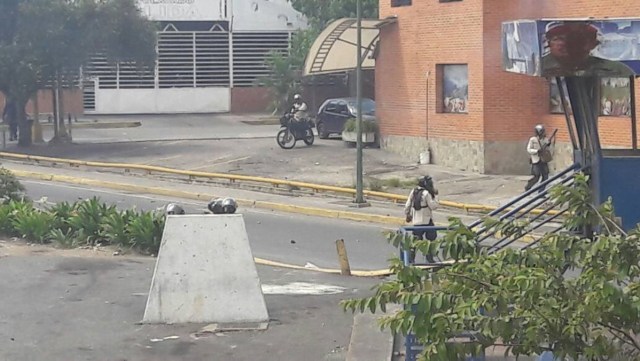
[
  {"xmin": 13, "ymin": 210, "xmax": 55, "ymax": 243},
  {"xmin": 68, "ymin": 197, "xmax": 118, "ymax": 245},
  {"xmin": 343, "ymin": 118, "xmax": 378, "ymax": 133},
  {"xmin": 49, "ymin": 228, "xmax": 75, "ymax": 249},
  {"xmin": 47, "ymin": 201, "xmax": 78, "ymax": 234},
  {"xmin": 0, "ymin": 193, "xmax": 168, "ymax": 255},
  {"xmin": 2, "ymin": 200, "xmax": 34, "ymax": 237},
  {"xmin": 368, "ymin": 178, "xmax": 384, "ymax": 192},
  {"xmin": 127, "ymin": 211, "xmax": 165, "ymax": 254},
  {"xmin": 102, "ymin": 210, "xmax": 135, "ymax": 248},
  {"xmin": 0, "ymin": 168, "xmax": 27, "ymax": 204}
]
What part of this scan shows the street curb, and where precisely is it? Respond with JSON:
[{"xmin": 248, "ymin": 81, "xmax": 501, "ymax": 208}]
[
  {"xmin": 0, "ymin": 151, "xmax": 560, "ymax": 216},
  {"xmin": 10, "ymin": 169, "xmax": 406, "ymax": 226},
  {"xmin": 39, "ymin": 121, "xmax": 142, "ymax": 130},
  {"xmin": 346, "ymin": 305, "xmax": 401, "ymax": 361},
  {"xmin": 11, "ymin": 168, "xmax": 539, "ymax": 242}
]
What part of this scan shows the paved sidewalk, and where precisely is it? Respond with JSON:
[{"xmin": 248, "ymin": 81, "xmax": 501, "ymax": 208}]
[
  {"xmin": 3, "ymin": 139, "xmax": 533, "ymax": 209},
  {"xmin": 36, "ymin": 114, "xmax": 276, "ymax": 143}
]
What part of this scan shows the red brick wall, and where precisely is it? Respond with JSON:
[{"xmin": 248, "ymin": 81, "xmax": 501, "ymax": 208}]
[
  {"xmin": 378, "ymin": 0, "xmax": 640, "ymax": 153},
  {"xmin": 0, "ymin": 89, "xmax": 83, "ymax": 117},
  {"xmin": 378, "ymin": 0, "xmax": 485, "ymax": 142},
  {"xmin": 230, "ymin": 87, "xmax": 271, "ymax": 113},
  {"xmin": 230, "ymin": 84, "xmax": 352, "ymax": 114}
]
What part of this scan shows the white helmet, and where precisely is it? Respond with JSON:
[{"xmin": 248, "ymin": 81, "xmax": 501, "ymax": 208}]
[
  {"xmin": 293, "ymin": 94, "xmax": 302, "ymax": 100},
  {"xmin": 535, "ymin": 124, "xmax": 545, "ymax": 136},
  {"xmin": 165, "ymin": 203, "xmax": 185, "ymax": 215}
]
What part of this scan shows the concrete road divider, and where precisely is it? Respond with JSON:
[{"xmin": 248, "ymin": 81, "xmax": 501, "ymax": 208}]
[{"xmin": 143, "ymin": 214, "xmax": 269, "ymax": 325}]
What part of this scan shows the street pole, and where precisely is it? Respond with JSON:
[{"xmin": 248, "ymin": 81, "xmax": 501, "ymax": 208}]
[{"xmin": 354, "ymin": 0, "xmax": 365, "ymax": 204}]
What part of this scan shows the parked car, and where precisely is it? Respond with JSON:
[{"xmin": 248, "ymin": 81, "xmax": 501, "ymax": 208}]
[{"xmin": 315, "ymin": 97, "xmax": 376, "ymax": 139}]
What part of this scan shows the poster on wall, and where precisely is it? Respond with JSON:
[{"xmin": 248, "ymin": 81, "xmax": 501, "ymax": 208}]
[
  {"xmin": 502, "ymin": 20, "xmax": 541, "ymax": 76},
  {"xmin": 503, "ymin": 18, "xmax": 640, "ymax": 77},
  {"xmin": 600, "ymin": 77, "xmax": 631, "ymax": 116},
  {"xmin": 442, "ymin": 65, "xmax": 468, "ymax": 113},
  {"xmin": 540, "ymin": 20, "xmax": 640, "ymax": 77}
]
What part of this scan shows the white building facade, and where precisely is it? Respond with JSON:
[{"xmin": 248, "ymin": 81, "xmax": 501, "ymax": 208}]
[{"xmin": 83, "ymin": 0, "xmax": 307, "ymax": 114}]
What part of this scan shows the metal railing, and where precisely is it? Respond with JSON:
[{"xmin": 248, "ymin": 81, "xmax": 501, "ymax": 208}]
[{"xmin": 397, "ymin": 163, "xmax": 584, "ymax": 361}]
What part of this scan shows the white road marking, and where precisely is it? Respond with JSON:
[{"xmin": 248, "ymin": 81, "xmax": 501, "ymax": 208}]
[{"xmin": 261, "ymin": 282, "xmax": 345, "ymax": 295}]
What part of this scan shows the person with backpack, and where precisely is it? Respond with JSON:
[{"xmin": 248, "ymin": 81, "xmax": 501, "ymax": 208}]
[
  {"xmin": 525, "ymin": 124, "xmax": 555, "ymax": 192},
  {"xmin": 404, "ymin": 175, "xmax": 440, "ymax": 263}
]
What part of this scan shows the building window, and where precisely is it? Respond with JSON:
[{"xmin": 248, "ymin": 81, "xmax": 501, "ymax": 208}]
[
  {"xmin": 391, "ymin": 0, "xmax": 411, "ymax": 7},
  {"xmin": 600, "ymin": 77, "xmax": 631, "ymax": 116},
  {"xmin": 437, "ymin": 64, "xmax": 468, "ymax": 114}
]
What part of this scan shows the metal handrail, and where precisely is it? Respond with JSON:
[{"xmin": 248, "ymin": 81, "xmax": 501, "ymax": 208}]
[
  {"xmin": 468, "ymin": 163, "xmax": 581, "ymax": 229},
  {"xmin": 487, "ymin": 207, "xmax": 568, "ymax": 253}
]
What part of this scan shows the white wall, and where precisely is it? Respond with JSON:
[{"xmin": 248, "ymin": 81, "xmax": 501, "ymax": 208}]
[
  {"xmin": 231, "ymin": 0, "xmax": 307, "ymax": 32},
  {"xmin": 136, "ymin": 0, "xmax": 227, "ymax": 21},
  {"xmin": 94, "ymin": 88, "xmax": 230, "ymax": 114}
]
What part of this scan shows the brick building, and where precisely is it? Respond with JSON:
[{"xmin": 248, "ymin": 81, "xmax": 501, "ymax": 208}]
[{"xmin": 376, "ymin": 0, "xmax": 640, "ymax": 174}]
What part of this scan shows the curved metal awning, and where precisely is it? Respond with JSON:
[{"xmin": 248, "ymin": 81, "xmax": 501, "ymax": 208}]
[{"xmin": 303, "ymin": 17, "xmax": 396, "ymax": 77}]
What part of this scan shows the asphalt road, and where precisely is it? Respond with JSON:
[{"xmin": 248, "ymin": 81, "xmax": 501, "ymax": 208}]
[
  {"xmin": 0, "ymin": 249, "xmax": 381, "ymax": 361},
  {"xmin": 1, "ymin": 178, "xmax": 394, "ymax": 361},
  {"xmin": 22, "ymin": 180, "xmax": 398, "ymax": 271}
]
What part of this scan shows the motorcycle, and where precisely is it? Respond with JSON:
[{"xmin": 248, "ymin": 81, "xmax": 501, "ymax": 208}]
[{"xmin": 276, "ymin": 112, "xmax": 315, "ymax": 149}]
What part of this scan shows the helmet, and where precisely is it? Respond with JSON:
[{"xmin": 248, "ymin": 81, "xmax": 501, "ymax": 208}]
[
  {"xmin": 535, "ymin": 124, "xmax": 545, "ymax": 136},
  {"xmin": 165, "ymin": 203, "xmax": 185, "ymax": 215},
  {"xmin": 293, "ymin": 94, "xmax": 301, "ymax": 100},
  {"xmin": 207, "ymin": 198, "xmax": 224, "ymax": 214},
  {"xmin": 418, "ymin": 175, "xmax": 433, "ymax": 190},
  {"xmin": 221, "ymin": 198, "xmax": 238, "ymax": 214}
]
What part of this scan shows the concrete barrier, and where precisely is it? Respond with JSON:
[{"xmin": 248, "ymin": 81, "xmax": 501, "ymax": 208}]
[{"xmin": 142, "ymin": 214, "xmax": 269, "ymax": 325}]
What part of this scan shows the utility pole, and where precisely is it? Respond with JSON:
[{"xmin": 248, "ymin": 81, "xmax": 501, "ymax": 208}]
[{"xmin": 354, "ymin": 0, "xmax": 365, "ymax": 205}]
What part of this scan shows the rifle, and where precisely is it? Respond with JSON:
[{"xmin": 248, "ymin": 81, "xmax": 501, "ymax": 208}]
[{"xmin": 540, "ymin": 129, "xmax": 558, "ymax": 163}]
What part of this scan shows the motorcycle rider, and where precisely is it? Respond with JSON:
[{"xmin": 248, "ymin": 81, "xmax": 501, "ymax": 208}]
[{"xmin": 290, "ymin": 94, "xmax": 308, "ymax": 122}]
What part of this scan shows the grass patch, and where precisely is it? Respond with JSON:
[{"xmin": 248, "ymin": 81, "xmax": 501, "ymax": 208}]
[{"xmin": 367, "ymin": 177, "xmax": 416, "ymax": 191}]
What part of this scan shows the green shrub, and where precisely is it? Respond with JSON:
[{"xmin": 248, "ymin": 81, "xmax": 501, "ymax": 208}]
[
  {"xmin": 0, "ymin": 168, "xmax": 27, "ymax": 204},
  {"xmin": 368, "ymin": 178, "xmax": 384, "ymax": 192},
  {"xmin": 343, "ymin": 118, "xmax": 378, "ymax": 133},
  {"xmin": 102, "ymin": 211, "xmax": 133, "ymax": 247},
  {"xmin": 49, "ymin": 228, "xmax": 76, "ymax": 249},
  {"xmin": 0, "ymin": 203, "xmax": 13, "ymax": 234},
  {"xmin": 12, "ymin": 209, "xmax": 54, "ymax": 243},
  {"xmin": 127, "ymin": 211, "xmax": 165, "ymax": 254},
  {"xmin": 385, "ymin": 178, "xmax": 401, "ymax": 188},
  {"xmin": 1, "ymin": 200, "xmax": 34, "ymax": 237},
  {"xmin": 68, "ymin": 197, "xmax": 117, "ymax": 245},
  {"xmin": 47, "ymin": 201, "xmax": 78, "ymax": 233}
]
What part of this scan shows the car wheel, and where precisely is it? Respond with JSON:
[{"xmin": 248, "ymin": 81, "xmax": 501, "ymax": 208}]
[{"xmin": 317, "ymin": 121, "xmax": 329, "ymax": 139}]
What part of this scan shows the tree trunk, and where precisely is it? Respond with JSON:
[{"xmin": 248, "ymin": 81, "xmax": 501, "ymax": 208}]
[
  {"xmin": 57, "ymin": 79, "xmax": 68, "ymax": 138},
  {"xmin": 31, "ymin": 92, "xmax": 44, "ymax": 143},
  {"xmin": 17, "ymin": 98, "xmax": 32, "ymax": 147},
  {"xmin": 52, "ymin": 87, "xmax": 59, "ymax": 139}
]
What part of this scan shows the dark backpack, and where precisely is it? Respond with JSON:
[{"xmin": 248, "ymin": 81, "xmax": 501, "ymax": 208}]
[{"xmin": 412, "ymin": 188, "xmax": 424, "ymax": 211}]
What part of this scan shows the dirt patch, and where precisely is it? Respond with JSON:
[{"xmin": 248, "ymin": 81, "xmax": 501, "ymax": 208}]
[{"xmin": 0, "ymin": 238, "xmax": 149, "ymax": 260}]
